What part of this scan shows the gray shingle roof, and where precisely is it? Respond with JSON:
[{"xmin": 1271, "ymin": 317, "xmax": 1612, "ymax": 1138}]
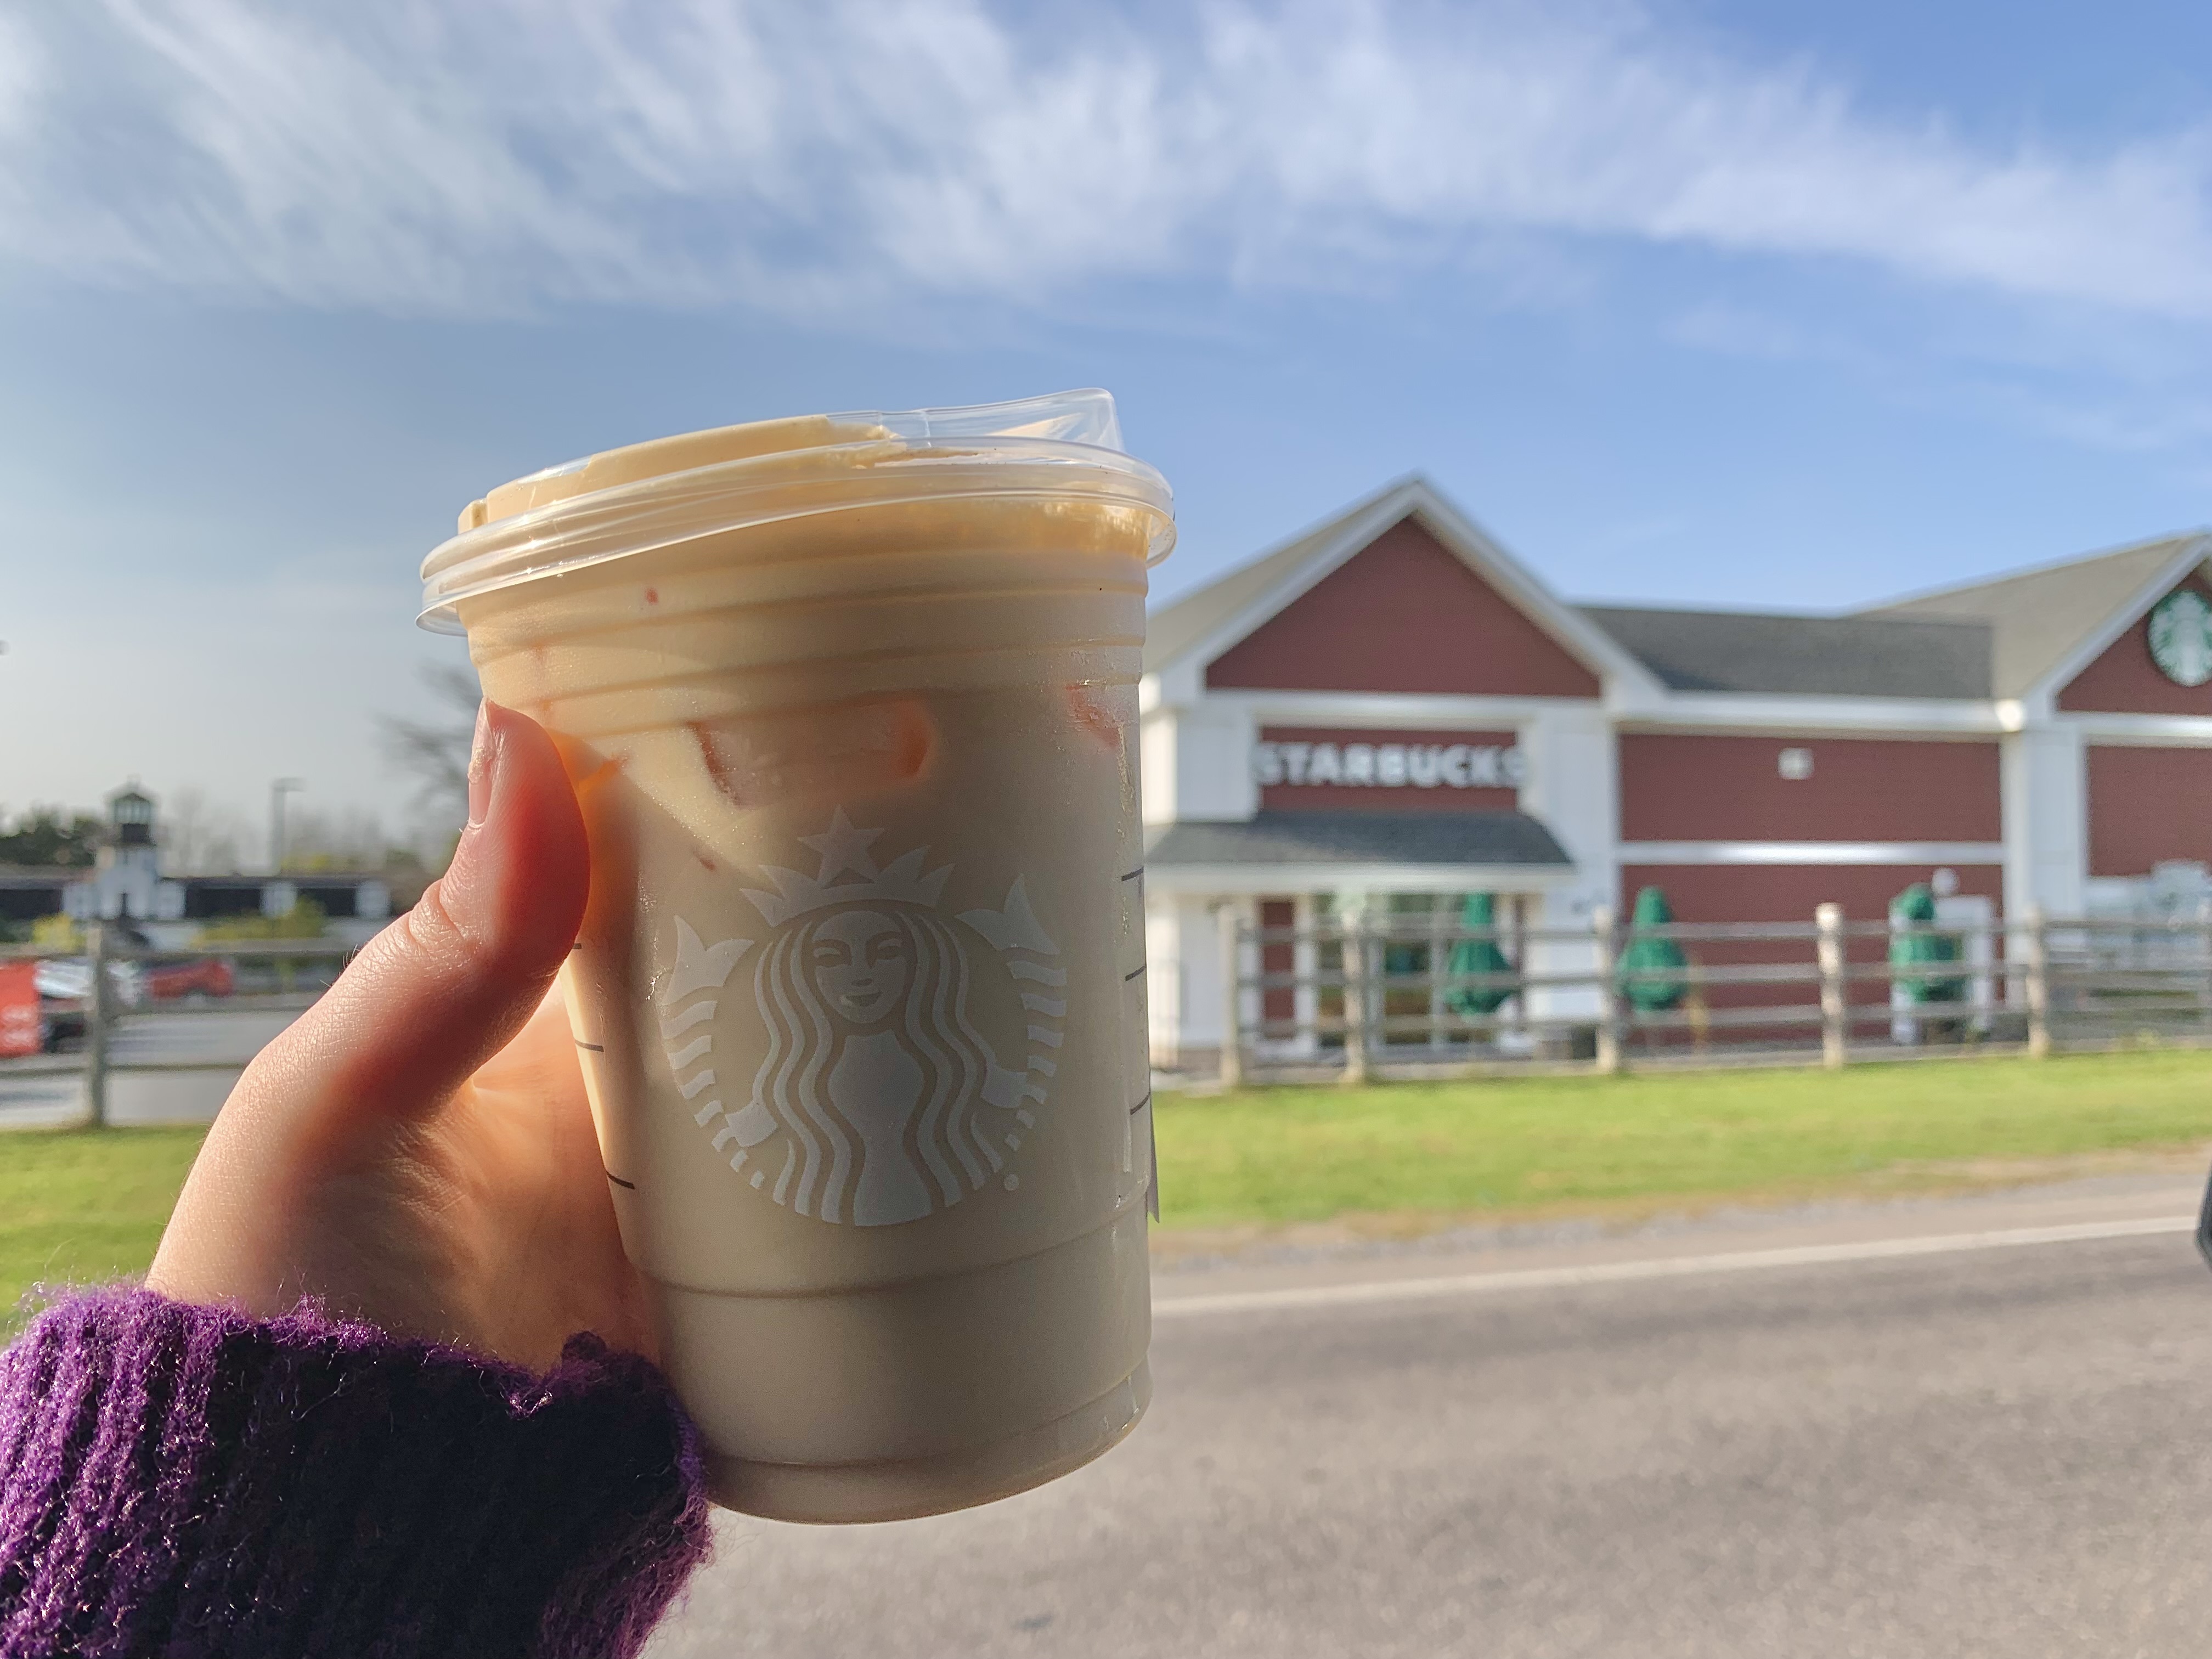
[
  {"xmin": 1859, "ymin": 533, "xmax": 2208, "ymax": 698},
  {"xmin": 1577, "ymin": 606, "xmax": 1993, "ymax": 699},
  {"xmin": 1149, "ymin": 475, "xmax": 2208, "ymax": 705},
  {"xmin": 1146, "ymin": 811, "xmax": 1570, "ymax": 867}
]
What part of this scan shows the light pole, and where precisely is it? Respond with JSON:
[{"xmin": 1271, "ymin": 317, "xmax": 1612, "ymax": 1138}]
[{"xmin": 269, "ymin": 777, "xmax": 304, "ymax": 874}]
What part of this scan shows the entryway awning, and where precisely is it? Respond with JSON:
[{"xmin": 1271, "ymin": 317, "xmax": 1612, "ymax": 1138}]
[{"xmin": 1142, "ymin": 810, "xmax": 1574, "ymax": 895}]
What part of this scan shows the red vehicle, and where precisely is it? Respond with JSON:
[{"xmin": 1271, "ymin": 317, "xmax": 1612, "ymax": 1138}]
[
  {"xmin": 142, "ymin": 958, "xmax": 236, "ymax": 1001},
  {"xmin": 0, "ymin": 961, "xmax": 38, "ymax": 1058}
]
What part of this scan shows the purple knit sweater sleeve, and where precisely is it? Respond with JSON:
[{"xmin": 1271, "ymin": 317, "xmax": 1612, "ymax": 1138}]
[{"xmin": 0, "ymin": 1288, "xmax": 712, "ymax": 1659}]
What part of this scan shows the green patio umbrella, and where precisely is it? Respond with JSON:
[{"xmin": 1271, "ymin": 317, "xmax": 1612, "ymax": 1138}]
[
  {"xmin": 1444, "ymin": 892, "xmax": 1514, "ymax": 1017},
  {"xmin": 1617, "ymin": 884, "xmax": 1688, "ymax": 1013},
  {"xmin": 1890, "ymin": 882, "xmax": 1966, "ymax": 1003},
  {"xmin": 1382, "ymin": 906, "xmax": 1425, "ymax": 979}
]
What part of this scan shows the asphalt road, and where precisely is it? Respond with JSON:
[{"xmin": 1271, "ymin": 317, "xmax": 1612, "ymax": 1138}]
[
  {"xmin": 0, "ymin": 1010, "xmax": 294, "ymax": 1127},
  {"xmin": 650, "ymin": 1180, "xmax": 2212, "ymax": 1658}
]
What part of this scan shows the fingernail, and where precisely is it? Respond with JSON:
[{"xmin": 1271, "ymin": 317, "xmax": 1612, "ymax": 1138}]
[{"xmin": 467, "ymin": 701, "xmax": 498, "ymax": 828}]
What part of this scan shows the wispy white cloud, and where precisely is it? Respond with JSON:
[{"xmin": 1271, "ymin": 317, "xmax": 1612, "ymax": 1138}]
[
  {"xmin": 0, "ymin": 15, "xmax": 41, "ymax": 142},
  {"xmin": 1668, "ymin": 289, "xmax": 2212, "ymax": 469},
  {"xmin": 2, "ymin": 0, "xmax": 2207, "ymax": 320}
]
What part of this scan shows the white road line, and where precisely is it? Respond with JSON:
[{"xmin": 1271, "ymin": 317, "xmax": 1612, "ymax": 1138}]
[{"xmin": 1153, "ymin": 1215, "xmax": 2199, "ymax": 1319}]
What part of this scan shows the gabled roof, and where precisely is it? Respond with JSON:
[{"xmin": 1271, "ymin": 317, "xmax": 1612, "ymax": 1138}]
[
  {"xmin": 1144, "ymin": 476, "xmax": 1654, "ymax": 692},
  {"xmin": 1154, "ymin": 479, "xmax": 2210, "ymax": 711},
  {"xmin": 1579, "ymin": 606, "xmax": 1991, "ymax": 699},
  {"xmin": 1860, "ymin": 532, "xmax": 2210, "ymax": 699},
  {"xmin": 1145, "ymin": 481, "xmax": 1407, "ymax": 675}
]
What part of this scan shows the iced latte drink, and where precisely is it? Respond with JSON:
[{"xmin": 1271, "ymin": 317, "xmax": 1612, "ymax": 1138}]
[{"xmin": 419, "ymin": 391, "xmax": 1169, "ymax": 1522}]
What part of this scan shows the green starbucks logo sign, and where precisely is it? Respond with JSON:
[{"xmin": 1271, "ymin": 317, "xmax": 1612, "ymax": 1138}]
[{"xmin": 2148, "ymin": 590, "xmax": 2212, "ymax": 687}]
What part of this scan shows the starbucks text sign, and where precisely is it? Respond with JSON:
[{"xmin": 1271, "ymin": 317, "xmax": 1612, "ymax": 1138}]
[{"xmin": 1251, "ymin": 732, "xmax": 1526, "ymax": 794}]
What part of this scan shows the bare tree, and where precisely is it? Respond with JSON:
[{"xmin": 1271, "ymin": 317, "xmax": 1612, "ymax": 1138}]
[
  {"xmin": 379, "ymin": 662, "xmax": 481, "ymax": 820},
  {"xmin": 281, "ymin": 805, "xmax": 393, "ymax": 872},
  {"xmin": 378, "ymin": 662, "xmax": 482, "ymax": 871},
  {"xmin": 162, "ymin": 787, "xmax": 255, "ymax": 875}
]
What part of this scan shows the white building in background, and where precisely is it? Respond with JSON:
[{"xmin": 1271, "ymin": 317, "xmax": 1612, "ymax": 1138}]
[
  {"xmin": 1137, "ymin": 476, "xmax": 2212, "ymax": 1067},
  {"xmin": 0, "ymin": 784, "xmax": 397, "ymax": 949}
]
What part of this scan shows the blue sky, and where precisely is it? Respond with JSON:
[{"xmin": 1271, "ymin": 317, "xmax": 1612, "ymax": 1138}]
[{"xmin": 2, "ymin": 0, "xmax": 2207, "ymax": 850}]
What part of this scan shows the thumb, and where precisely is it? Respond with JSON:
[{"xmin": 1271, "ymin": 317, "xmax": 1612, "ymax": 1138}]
[{"xmin": 250, "ymin": 699, "xmax": 589, "ymax": 1126}]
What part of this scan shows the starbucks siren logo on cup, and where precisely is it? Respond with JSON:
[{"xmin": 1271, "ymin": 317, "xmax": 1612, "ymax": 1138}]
[{"xmin": 656, "ymin": 810, "xmax": 1064, "ymax": 1227}]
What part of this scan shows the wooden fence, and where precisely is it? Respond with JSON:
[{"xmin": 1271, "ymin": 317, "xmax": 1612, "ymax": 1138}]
[
  {"xmin": 1212, "ymin": 906, "xmax": 2212, "ymax": 1087},
  {"xmin": 15, "ymin": 912, "xmax": 2211, "ymax": 1118},
  {"xmin": 0, "ymin": 926, "xmax": 357, "ymax": 1127}
]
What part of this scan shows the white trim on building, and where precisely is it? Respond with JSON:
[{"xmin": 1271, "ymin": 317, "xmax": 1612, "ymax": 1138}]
[
  {"xmin": 1138, "ymin": 476, "xmax": 2212, "ymax": 1065},
  {"xmin": 1618, "ymin": 842, "xmax": 2009, "ymax": 866}
]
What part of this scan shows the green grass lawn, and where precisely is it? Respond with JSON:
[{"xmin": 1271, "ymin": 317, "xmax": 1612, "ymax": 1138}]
[
  {"xmin": 5, "ymin": 1052, "xmax": 2211, "ymax": 1318},
  {"xmin": 1156, "ymin": 1049, "xmax": 2212, "ymax": 1229},
  {"xmin": 1, "ymin": 1128, "xmax": 207, "ymax": 1323}
]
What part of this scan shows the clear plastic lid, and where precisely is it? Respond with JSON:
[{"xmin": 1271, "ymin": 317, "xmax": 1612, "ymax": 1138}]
[{"xmin": 418, "ymin": 388, "xmax": 1173, "ymax": 633}]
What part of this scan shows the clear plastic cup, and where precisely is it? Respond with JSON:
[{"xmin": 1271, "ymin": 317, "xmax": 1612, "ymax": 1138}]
[{"xmin": 419, "ymin": 390, "xmax": 1170, "ymax": 1522}]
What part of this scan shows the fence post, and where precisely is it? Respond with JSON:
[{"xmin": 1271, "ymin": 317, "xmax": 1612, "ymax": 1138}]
[
  {"xmin": 1341, "ymin": 911, "xmax": 1370, "ymax": 1087},
  {"xmin": 1215, "ymin": 903, "xmax": 1244, "ymax": 1091},
  {"xmin": 1816, "ymin": 902, "xmax": 1847, "ymax": 1069},
  {"xmin": 2023, "ymin": 904, "xmax": 2051, "ymax": 1059},
  {"xmin": 1591, "ymin": 905, "xmax": 1620, "ymax": 1076},
  {"xmin": 84, "ymin": 920, "xmax": 111, "ymax": 1129},
  {"xmin": 2199, "ymin": 915, "xmax": 2212, "ymax": 1041}
]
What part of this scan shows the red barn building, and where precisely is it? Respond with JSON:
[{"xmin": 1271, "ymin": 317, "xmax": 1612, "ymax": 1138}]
[{"xmin": 1139, "ymin": 477, "xmax": 2211, "ymax": 1061}]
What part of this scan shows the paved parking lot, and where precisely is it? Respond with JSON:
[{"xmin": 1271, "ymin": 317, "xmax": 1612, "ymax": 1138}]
[{"xmin": 0, "ymin": 1010, "xmax": 295, "ymax": 1126}]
